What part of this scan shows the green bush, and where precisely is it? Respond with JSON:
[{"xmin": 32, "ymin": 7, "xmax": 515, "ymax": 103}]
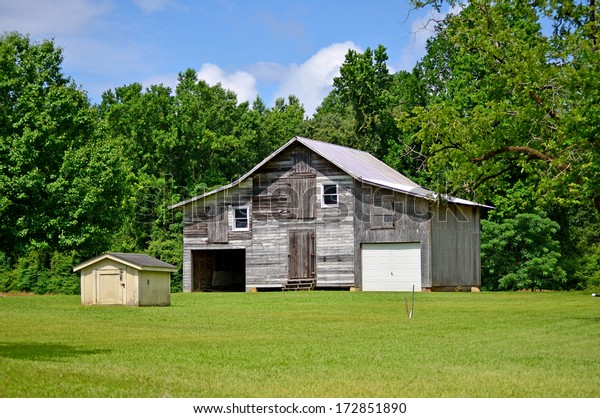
[
  {"xmin": 572, "ymin": 243, "xmax": 600, "ymax": 291},
  {"xmin": 0, "ymin": 250, "xmax": 79, "ymax": 294},
  {"xmin": 0, "ymin": 251, "xmax": 12, "ymax": 292},
  {"xmin": 45, "ymin": 251, "xmax": 80, "ymax": 294},
  {"xmin": 10, "ymin": 250, "xmax": 49, "ymax": 293},
  {"xmin": 482, "ymin": 213, "xmax": 567, "ymax": 291},
  {"xmin": 146, "ymin": 221, "xmax": 183, "ymax": 293}
]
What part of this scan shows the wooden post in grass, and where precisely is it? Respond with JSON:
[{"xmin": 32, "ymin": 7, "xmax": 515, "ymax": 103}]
[
  {"xmin": 405, "ymin": 285, "xmax": 415, "ymax": 319},
  {"xmin": 410, "ymin": 285, "xmax": 415, "ymax": 319}
]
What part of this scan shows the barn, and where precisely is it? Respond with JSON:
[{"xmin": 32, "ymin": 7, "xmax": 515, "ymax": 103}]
[
  {"xmin": 74, "ymin": 253, "xmax": 177, "ymax": 306},
  {"xmin": 170, "ymin": 137, "xmax": 491, "ymax": 292}
]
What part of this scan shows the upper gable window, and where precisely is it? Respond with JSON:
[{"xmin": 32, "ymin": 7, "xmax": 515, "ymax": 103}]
[
  {"xmin": 321, "ymin": 183, "xmax": 339, "ymax": 207},
  {"xmin": 232, "ymin": 206, "xmax": 249, "ymax": 231}
]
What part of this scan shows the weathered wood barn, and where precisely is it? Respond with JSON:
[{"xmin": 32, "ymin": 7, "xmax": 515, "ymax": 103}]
[{"xmin": 170, "ymin": 137, "xmax": 490, "ymax": 292}]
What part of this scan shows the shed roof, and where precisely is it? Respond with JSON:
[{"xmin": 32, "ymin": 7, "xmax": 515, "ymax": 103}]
[
  {"xmin": 169, "ymin": 136, "xmax": 492, "ymax": 209},
  {"xmin": 73, "ymin": 253, "xmax": 178, "ymax": 272}
]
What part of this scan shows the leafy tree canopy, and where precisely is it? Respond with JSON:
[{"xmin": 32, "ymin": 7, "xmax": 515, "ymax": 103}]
[
  {"xmin": 3, "ymin": 1, "xmax": 600, "ymax": 293},
  {"xmin": 0, "ymin": 32, "xmax": 128, "ymax": 261},
  {"xmin": 407, "ymin": 0, "xmax": 600, "ymax": 213}
]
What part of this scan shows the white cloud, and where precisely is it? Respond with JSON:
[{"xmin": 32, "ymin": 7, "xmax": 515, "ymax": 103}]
[
  {"xmin": 196, "ymin": 63, "xmax": 259, "ymax": 104},
  {"xmin": 196, "ymin": 42, "xmax": 361, "ymax": 116},
  {"xmin": 0, "ymin": 0, "xmax": 111, "ymax": 36},
  {"xmin": 273, "ymin": 41, "xmax": 360, "ymax": 116},
  {"xmin": 397, "ymin": 4, "xmax": 463, "ymax": 71}
]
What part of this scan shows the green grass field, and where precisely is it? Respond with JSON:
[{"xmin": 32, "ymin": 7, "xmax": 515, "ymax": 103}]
[{"xmin": 0, "ymin": 291, "xmax": 599, "ymax": 397}]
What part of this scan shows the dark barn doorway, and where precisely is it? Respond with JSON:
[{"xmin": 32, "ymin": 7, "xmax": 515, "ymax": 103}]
[{"xmin": 192, "ymin": 249, "xmax": 246, "ymax": 291}]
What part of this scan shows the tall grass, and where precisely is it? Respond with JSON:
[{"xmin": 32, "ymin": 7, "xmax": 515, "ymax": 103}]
[{"xmin": 1, "ymin": 291, "xmax": 599, "ymax": 397}]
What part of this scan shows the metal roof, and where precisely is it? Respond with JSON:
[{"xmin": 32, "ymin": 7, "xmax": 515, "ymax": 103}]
[
  {"xmin": 296, "ymin": 137, "xmax": 425, "ymax": 195},
  {"xmin": 169, "ymin": 136, "xmax": 491, "ymax": 209},
  {"xmin": 73, "ymin": 252, "xmax": 178, "ymax": 272}
]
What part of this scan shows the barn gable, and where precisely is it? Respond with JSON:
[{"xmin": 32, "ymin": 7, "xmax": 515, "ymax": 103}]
[{"xmin": 170, "ymin": 137, "xmax": 489, "ymax": 292}]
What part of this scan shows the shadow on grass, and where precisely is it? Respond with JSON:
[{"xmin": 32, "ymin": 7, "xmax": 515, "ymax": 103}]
[
  {"xmin": 0, "ymin": 342, "xmax": 110, "ymax": 361},
  {"xmin": 575, "ymin": 316, "xmax": 600, "ymax": 322}
]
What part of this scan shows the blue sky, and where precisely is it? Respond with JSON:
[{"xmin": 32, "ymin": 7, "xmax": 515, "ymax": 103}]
[{"xmin": 0, "ymin": 0, "xmax": 457, "ymax": 115}]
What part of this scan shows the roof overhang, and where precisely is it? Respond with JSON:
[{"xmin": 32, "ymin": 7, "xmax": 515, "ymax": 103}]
[{"xmin": 73, "ymin": 253, "xmax": 178, "ymax": 273}]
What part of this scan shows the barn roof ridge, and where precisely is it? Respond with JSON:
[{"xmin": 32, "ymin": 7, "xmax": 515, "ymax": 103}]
[{"xmin": 169, "ymin": 136, "xmax": 491, "ymax": 209}]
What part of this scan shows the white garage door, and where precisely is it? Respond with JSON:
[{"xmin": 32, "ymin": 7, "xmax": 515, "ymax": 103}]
[{"xmin": 361, "ymin": 242, "xmax": 421, "ymax": 291}]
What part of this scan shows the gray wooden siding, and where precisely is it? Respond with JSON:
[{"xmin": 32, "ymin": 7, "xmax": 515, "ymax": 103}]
[
  {"xmin": 182, "ymin": 179, "xmax": 252, "ymax": 232},
  {"xmin": 248, "ymin": 144, "xmax": 355, "ymax": 289},
  {"xmin": 354, "ymin": 183, "xmax": 433, "ymax": 289},
  {"xmin": 182, "ymin": 144, "xmax": 355, "ymax": 291},
  {"xmin": 181, "ymin": 180, "xmax": 253, "ymax": 291},
  {"xmin": 430, "ymin": 204, "xmax": 481, "ymax": 289},
  {"xmin": 180, "ymin": 142, "xmax": 481, "ymax": 292},
  {"xmin": 207, "ymin": 206, "xmax": 228, "ymax": 243},
  {"xmin": 182, "ymin": 248, "xmax": 192, "ymax": 291}
]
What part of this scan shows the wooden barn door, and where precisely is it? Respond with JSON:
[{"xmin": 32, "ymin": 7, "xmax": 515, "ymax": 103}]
[
  {"xmin": 289, "ymin": 176, "xmax": 316, "ymax": 220},
  {"xmin": 288, "ymin": 229, "xmax": 316, "ymax": 281},
  {"xmin": 192, "ymin": 251, "xmax": 214, "ymax": 291},
  {"xmin": 207, "ymin": 206, "xmax": 228, "ymax": 243}
]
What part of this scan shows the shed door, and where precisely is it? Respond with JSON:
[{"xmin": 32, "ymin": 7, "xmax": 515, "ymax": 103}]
[
  {"xmin": 361, "ymin": 243, "xmax": 421, "ymax": 291},
  {"xmin": 288, "ymin": 229, "xmax": 316, "ymax": 279},
  {"xmin": 96, "ymin": 269, "xmax": 124, "ymax": 305}
]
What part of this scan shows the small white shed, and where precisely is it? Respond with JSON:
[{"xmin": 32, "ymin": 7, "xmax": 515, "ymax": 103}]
[{"xmin": 73, "ymin": 253, "xmax": 177, "ymax": 306}]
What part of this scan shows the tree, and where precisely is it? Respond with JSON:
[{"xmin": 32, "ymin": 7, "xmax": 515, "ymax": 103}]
[
  {"xmin": 326, "ymin": 46, "xmax": 427, "ymax": 179},
  {"xmin": 301, "ymin": 88, "xmax": 358, "ymax": 147},
  {"xmin": 0, "ymin": 32, "xmax": 127, "ymax": 261},
  {"xmin": 482, "ymin": 213, "xmax": 567, "ymax": 291},
  {"xmin": 402, "ymin": 1, "xmax": 600, "ymax": 289},
  {"xmin": 332, "ymin": 45, "xmax": 398, "ymax": 159},
  {"xmin": 480, "ymin": 182, "xmax": 567, "ymax": 290},
  {"xmin": 407, "ymin": 0, "xmax": 600, "ymax": 212},
  {"xmin": 551, "ymin": 199, "xmax": 600, "ymax": 290},
  {"xmin": 98, "ymin": 72, "xmax": 307, "ymax": 291},
  {"xmin": 100, "ymin": 83, "xmax": 177, "ymax": 181},
  {"xmin": 259, "ymin": 95, "xmax": 306, "ymax": 155}
]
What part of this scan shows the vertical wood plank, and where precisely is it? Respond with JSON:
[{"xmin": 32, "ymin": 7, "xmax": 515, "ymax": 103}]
[{"xmin": 289, "ymin": 176, "xmax": 316, "ymax": 219}]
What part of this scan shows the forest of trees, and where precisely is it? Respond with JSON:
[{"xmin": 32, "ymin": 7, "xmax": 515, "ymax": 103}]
[{"xmin": 1, "ymin": 0, "xmax": 599, "ymax": 293}]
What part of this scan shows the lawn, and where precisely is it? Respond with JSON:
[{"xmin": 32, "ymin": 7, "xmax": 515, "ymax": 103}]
[{"xmin": 0, "ymin": 291, "xmax": 599, "ymax": 397}]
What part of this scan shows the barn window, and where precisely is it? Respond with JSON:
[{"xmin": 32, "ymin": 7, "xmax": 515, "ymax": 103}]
[
  {"xmin": 233, "ymin": 206, "xmax": 249, "ymax": 231},
  {"xmin": 321, "ymin": 183, "xmax": 339, "ymax": 207}
]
